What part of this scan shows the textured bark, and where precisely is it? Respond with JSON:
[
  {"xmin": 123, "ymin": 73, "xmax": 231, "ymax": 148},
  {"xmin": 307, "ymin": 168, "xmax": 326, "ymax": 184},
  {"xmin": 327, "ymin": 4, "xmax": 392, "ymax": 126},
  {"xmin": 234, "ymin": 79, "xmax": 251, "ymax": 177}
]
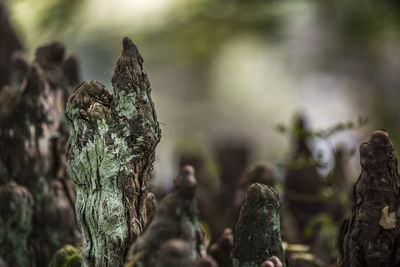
[
  {"xmin": 0, "ymin": 181, "xmax": 34, "ymax": 267},
  {"xmin": 129, "ymin": 165, "xmax": 205, "ymax": 266},
  {"xmin": 339, "ymin": 130, "xmax": 400, "ymax": 267},
  {"xmin": 233, "ymin": 183, "xmax": 285, "ymax": 267},
  {"xmin": 178, "ymin": 149, "xmax": 221, "ymax": 242},
  {"xmin": 0, "ymin": 41, "xmax": 80, "ymax": 266},
  {"xmin": 65, "ymin": 37, "xmax": 161, "ymax": 267}
]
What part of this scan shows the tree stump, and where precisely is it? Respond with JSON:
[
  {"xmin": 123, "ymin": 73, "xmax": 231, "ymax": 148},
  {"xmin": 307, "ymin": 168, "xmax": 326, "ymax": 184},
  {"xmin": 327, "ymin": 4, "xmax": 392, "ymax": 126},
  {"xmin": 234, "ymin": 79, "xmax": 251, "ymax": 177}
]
[{"xmin": 65, "ymin": 37, "xmax": 161, "ymax": 267}]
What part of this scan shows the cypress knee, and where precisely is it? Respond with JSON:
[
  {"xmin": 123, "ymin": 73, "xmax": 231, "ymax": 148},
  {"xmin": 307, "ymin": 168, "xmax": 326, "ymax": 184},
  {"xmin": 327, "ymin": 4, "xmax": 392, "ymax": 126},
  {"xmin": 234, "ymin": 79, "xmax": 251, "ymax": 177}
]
[
  {"xmin": 233, "ymin": 183, "xmax": 285, "ymax": 267},
  {"xmin": 339, "ymin": 130, "xmax": 400, "ymax": 266},
  {"xmin": 129, "ymin": 165, "xmax": 205, "ymax": 266},
  {"xmin": 65, "ymin": 37, "xmax": 161, "ymax": 267}
]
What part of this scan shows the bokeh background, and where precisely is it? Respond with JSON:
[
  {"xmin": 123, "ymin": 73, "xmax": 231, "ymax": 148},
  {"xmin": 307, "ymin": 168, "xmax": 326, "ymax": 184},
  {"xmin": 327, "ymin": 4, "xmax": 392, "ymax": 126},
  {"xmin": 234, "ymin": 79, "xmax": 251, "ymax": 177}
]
[
  {"xmin": 6, "ymin": 0, "xmax": 400, "ymax": 189},
  {"xmin": 2, "ymin": 0, "xmax": 400, "ymax": 265}
]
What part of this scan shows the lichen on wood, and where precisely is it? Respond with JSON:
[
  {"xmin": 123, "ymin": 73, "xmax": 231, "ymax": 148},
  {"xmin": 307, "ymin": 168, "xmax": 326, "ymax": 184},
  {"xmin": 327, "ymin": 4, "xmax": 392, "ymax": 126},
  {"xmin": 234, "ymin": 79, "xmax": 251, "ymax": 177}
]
[
  {"xmin": 233, "ymin": 183, "xmax": 285, "ymax": 267},
  {"xmin": 339, "ymin": 130, "xmax": 400, "ymax": 267},
  {"xmin": 128, "ymin": 165, "xmax": 205, "ymax": 266},
  {"xmin": 65, "ymin": 37, "xmax": 161, "ymax": 267}
]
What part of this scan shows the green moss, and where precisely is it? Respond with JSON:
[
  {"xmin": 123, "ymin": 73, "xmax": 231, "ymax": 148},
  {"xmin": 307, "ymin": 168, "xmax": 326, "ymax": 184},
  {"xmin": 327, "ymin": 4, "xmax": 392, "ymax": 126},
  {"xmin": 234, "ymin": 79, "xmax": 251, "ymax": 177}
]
[{"xmin": 49, "ymin": 245, "xmax": 82, "ymax": 267}]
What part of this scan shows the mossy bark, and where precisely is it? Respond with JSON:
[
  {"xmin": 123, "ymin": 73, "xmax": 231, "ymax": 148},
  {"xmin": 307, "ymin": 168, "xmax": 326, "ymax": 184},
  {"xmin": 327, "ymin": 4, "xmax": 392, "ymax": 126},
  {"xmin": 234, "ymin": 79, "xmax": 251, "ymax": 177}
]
[
  {"xmin": 65, "ymin": 37, "xmax": 161, "ymax": 267},
  {"xmin": 339, "ymin": 130, "xmax": 400, "ymax": 266},
  {"xmin": 233, "ymin": 183, "xmax": 285, "ymax": 267},
  {"xmin": 129, "ymin": 165, "xmax": 205, "ymax": 266}
]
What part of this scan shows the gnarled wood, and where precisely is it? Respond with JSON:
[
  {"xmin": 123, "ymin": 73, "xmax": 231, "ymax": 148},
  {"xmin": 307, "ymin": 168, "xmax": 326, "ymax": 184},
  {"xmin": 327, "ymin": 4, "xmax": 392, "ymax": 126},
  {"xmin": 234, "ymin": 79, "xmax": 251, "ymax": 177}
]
[{"xmin": 66, "ymin": 37, "xmax": 161, "ymax": 267}]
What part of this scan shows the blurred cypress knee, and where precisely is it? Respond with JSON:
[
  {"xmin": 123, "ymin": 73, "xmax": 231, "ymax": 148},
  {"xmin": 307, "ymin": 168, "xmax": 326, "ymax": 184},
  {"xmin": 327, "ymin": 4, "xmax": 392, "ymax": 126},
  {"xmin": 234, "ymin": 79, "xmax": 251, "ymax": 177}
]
[
  {"xmin": 0, "ymin": 41, "xmax": 81, "ymax": 266},
  {"xmin": 209, "ymin": 228, "xmax": 234, "ymax": 267},
  {"xmin": 216, "ymin": 142, "xmax": 249, "ymax": 212},
  {"xmin": 233, "ymin": 183, "xmax": 285, "ymax": 267},
  {"xmin": 66, "ymin": 37, "xmax": 161, "ymax": 266},
  {"xmin": 155, "ymin": 239, "xmax": 194, "ymax": 267},
  {"xmin": 283, "ymin": 115, "xmax": 325, "ymax": 242},
  {"xmin": 339, "ymin": 130, "xmax": 400, "ymax": 266},
  {"xmin": 230, "ymin": 163, "xmax": 276, "ymax": 225},
  {"xmin": 129, "ymin": 165, "xmax": 205, "ymax": 266},
  {"xmin": 0, "ymin": 181, "xmax": 34, "ymax": 267}
]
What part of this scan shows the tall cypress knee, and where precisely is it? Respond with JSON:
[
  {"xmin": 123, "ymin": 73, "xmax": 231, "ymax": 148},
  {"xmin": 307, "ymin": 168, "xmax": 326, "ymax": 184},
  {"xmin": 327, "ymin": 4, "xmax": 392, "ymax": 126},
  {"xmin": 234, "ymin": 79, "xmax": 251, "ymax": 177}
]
[
  {"xmin": 339, "ymin": 130, "xmax": 400, "ymax": 266},
  {"xmin": 233, "ymin": 183, "xmax": 285, "ymax": 267},
  {"xmin": 65, "ymin": 37, "xmax": 161, "ymax": 267}
]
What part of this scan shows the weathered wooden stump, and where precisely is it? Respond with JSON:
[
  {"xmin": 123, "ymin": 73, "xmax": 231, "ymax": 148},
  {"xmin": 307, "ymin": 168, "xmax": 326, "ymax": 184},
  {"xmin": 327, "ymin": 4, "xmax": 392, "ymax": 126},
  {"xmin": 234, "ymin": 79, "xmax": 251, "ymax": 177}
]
[
  {"xmin": 66, "ymin": 37, "xmax": 161, "ymax": 267},
  {"xmin": 233, "ymin": 183, "xmax": 285, "ymax": 267},
  {"xmin": 339, "ymin": 130, "xmax": 400, "ymax": 266}
]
